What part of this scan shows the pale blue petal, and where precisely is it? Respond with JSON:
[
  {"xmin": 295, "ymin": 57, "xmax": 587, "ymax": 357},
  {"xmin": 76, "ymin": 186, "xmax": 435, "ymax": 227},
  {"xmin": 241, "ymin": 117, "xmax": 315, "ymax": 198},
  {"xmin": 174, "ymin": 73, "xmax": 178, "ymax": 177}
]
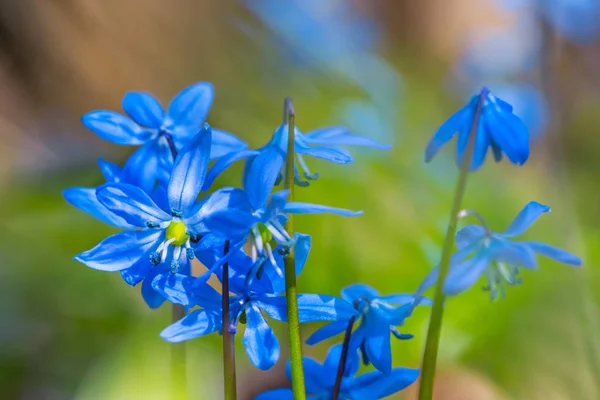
[
  {"xmin": 268, "ymin": 233, "xmax": 311, "ymax": 295},
  {"xmin": 122, "ymin": 91, "xmax": 164, "ymax": 129},
  {"xmin": 63, "ymin": 187, "xmax": 134, "ymax": 228},
  {"xmin": 96, "ymin": 183, "xmax": 171, "ymax": 227},
  {"xmin": 82, "ymin": 110, "xmax": 153, "ymax": 145},
  {"xmin": 160, "ymin": 309, "xmax": 221, "ymax": 342},
  {"xmin": 242, "ymin": 304, "xmax": 280, "ymax": 370},
  {"xmin": 151, "ymin": 273, "xmax": 197, "ymax": 307},
  {"xmin": 455, "ymin": 225, "xmax": 486, "ymax": 250},
  {"xmin": 168, "ymin": 124, "xmax": 212, "ymax": 214},
  {"xmin": 492, "ymin": 239, "xmax": 538, "ymax": 269},
  {"xmin": 296, "ymin": 144, "xmax": 353, "ymax": 164},
  {"xmin": 305, "ymin": 320, "xmax": 348, "ymax": 345},
  {"xmin": 349, "ymin": 368, "xmax": 419, "ymax": 399},
  {"xmin": 444, "ymin": 251, "xmax": 491, "ymax": 296},
  {"xmin": 164, "ymin": 82, "xmax": 214, "ymax": 135},
  {"xmin": 502, "ymin": 201, "xmax": 550, "ymax": 237},
  {"xmin": 254, "ymin": 296, "xmax": 287, "ymax": 321},
  {"xmin": 209, "ymin": 128, "xmax": 249, "ymax": 159},
  {"xmin": 243, "ymin": 145, "xmax": 285, "ymax": 210},
  {"xmin": 425, "ymin": 105, "xmax": 471, "ymax": 162},
  {"xmin": 264, "ymin": 190, "xmax": 290, "ymax": 221},
  {"xmin": 202, "ymin": 149, "xmax": 259, "ymax": 191},
  {"xmin": 283, "ymin": 202, "xmax": 363, "ymax": 217},
  {"xmin": 97, "ymin": 158, "xmax": 122, "ymax": 183},
  {"xmin": 341, "ymin": 283, "xmax": 379, "ymax": 303},
  {"xmin": 75, "ymin": 229, "xmax": 162, "ymax": 271},
  {"xmin": 255, "ymin": 389, "xmax": 295, "ymax": 400},
  {"xmin": 525, "ymin": 241, "xmax": 582, "ymax": 266},
  {"xmin": 304, "ymin": 126, "xmax": 391, "ymax": 150},
  {"xmin": 378, "ymin": 293, "xmax": 418, "ymax": 306},
  {"xmin": 297, "ymin": 294, "xmax": 358, "ymax": 323}
]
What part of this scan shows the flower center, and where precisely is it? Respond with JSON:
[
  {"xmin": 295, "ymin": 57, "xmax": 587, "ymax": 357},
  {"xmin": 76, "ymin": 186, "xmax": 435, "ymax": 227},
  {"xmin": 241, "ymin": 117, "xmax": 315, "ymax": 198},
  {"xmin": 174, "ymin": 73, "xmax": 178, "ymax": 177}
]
[
  {"xmin": 257, "ymin": 223, "xmax": 273, "ymax": 244},
  {"xmin": 165, "ymin": 221, "xmax": 189, "ymax": 246}
]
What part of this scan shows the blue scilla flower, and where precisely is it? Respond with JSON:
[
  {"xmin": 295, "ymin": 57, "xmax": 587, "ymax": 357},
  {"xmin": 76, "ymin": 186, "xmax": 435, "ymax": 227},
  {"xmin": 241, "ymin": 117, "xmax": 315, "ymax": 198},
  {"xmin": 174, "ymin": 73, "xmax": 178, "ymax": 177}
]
[
  {"xmin": 256, "ymin": 344, "xmax": 419, "ymax": 399},
  {"xmin": 73, "ymin": 125, "xmax": 246, "ymax": 308},
  {"xmin": 203, "ymin": 123, "xmax": 390, "ymax": 193},
  {"xmin": 82, "ymin": 82, "xmax": 247, "ymax": 189},
  {"xmin": 306, "ymin": 283, "xmax": 429, "ymax": 374},
  {"xmin": 153, "ymin": 241, "xmax": 358, "ymax": 370},
  {"xmin": 425, "ymin": 87, "xmax": 530, "ymax": 171},
  {"xmin": 418, "ymin": 202, "xmax": 582, "ymax": 299}
]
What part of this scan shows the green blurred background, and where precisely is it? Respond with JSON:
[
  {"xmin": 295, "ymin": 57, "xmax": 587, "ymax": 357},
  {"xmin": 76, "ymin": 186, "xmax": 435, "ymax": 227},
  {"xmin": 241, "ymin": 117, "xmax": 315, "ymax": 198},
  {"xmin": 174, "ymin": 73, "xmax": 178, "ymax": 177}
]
[{"xmin": 0, "ymin": 1, "xmax": 599, "ymax": 399}]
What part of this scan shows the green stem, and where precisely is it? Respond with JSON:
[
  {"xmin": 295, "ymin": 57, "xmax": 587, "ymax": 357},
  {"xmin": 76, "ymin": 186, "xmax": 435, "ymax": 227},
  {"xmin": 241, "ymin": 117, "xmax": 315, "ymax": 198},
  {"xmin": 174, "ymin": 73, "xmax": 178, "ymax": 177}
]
[
  {"xmin": 418, "ymin": 89, "xmax": 487, "ymax": 400},
  {"xmin": 171, "ymin": 304, "xmax": 187, "ymax": 400},
  {"xmin": 221, "ymin": 241, "xmax": 237, "ymax": 400},
  {"xmin": 283, "ymin": 97, "xmax": 306, "ymax": 400}
]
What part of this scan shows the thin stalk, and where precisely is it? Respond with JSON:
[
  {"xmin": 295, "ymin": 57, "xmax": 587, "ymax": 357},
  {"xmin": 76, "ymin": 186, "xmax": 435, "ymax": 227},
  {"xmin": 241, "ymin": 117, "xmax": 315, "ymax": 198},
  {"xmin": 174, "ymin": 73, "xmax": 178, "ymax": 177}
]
[
  {"xmin": 332, "ymin": 316, "xmax": 356, "ymax": 400},
  {"xmin": 418, "ymin": 89, "xmax": 487, "ymax": 400},
  {"xmin": 221, "ymin": 241, "xmax": 237, "ymax": 400},
  {"xmin": 283, "ymin": 97, "xmax": 306, "ymax": 400}
]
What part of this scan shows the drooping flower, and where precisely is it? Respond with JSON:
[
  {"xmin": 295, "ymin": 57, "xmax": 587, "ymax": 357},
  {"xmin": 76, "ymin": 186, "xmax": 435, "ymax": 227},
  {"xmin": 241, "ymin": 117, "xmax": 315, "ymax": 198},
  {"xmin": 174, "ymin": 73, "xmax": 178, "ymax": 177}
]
[
  {"xmin": 203, "ymin": 123, "xmax": 390, "ymax": 192},
  {"xmin": 425, "ymin": 87, "xmax": 530, "ymax": 171},
  {"xmin": 256, "ymin": 344, "xmax": 419, "ymax": 399},
  {"xmin": 418, "ymin": 201, "xmax": 582, "ymax": 299},
  {"xmin": 153, "ymin": 236, "xmax": 358, "ymax": 370},
  {"xmin": 72, "ymin": 125, "xmax": 247, "ymax": 308},
  {"xmin": 306, "ymin": 283, "xmax": 428, "ymax": 374},
  {"xmin": 82, "ymin": 82, "xmax": 247, "ymax": 190}
]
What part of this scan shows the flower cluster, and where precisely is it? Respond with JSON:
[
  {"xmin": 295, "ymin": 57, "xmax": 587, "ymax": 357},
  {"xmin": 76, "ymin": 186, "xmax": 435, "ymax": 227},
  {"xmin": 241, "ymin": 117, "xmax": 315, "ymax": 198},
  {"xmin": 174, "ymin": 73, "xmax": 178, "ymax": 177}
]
[{"xmin": 65, "ymin": 82, "xmax": 422, "ymax": 398}]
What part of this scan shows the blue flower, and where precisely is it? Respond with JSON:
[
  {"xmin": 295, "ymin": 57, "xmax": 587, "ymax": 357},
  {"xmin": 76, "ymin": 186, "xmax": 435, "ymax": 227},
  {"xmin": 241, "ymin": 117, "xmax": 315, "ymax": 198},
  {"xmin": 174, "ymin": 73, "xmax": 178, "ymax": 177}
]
[
  {"xmin": 82, "ymin": 82, "xmax": 247, "ymax": 189},
  {"xmin": 306, "ymin": 283, "xmax": 429, "ymax": 374},
  {"xmin": 153, "ymin": 238, "xmax": 358, "ymax": 370},
  {"xmin": 256, "ymin": 344, "xmax": 419, "ymax": 399},
  {"xmin": 72, "ymin": 125, "xmax": 247, "ymax": 308},
  {"xmin": 425, "ymin": 87, "xmax": 530, "ymax": 171},
  {"xmin": 418, "ymin": 201, "xmax": 583, "ymax": 299},
  {"xmin": 203, "ymin": 123, "xmax": 390, "ymax": 192}
]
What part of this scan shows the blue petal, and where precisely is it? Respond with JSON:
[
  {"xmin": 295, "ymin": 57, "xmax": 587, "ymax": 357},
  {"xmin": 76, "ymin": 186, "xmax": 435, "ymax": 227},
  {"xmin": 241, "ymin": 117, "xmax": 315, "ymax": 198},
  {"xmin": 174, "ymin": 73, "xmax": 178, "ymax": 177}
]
[
  {"xmin": 141, "ymin": 264, "xmax": 168, "ymax": 309},
  {"xmin": 75, "ymin": 229, "xmax": 162, "ymax": 271},
  {"xmin": 97, "ymin": 183, "xmax": 171, "ymax": 227},
  {"xmin": 525, "ymin": 241, "xmax": 582, "ymax": 267},
  {"xmin": 297, "ymin": 294, "xmax": 358, "ymax": 323},
  {"xmin": 324, "ymin": 343, "xmax": 360, "ymax": 378},
  {"xmin": 363, "ymin": 308, "xmax": 393, "ymax": 374},
  {"xmin": 160, "ymin": 309, "xmax": 221, "ymax": 342},
  {"xmin": 378, "ymin": 293, "xmax": 419, "ymax": 305},
  {"xmin": 242, "ymin": 304, "xmax": 280, "ymax": 370},
  {"xmin": 268, "ymin": 233, "xmax": 311, "ymax": 295},
  {"xmin": 82, "ymin": 110, "xmax": 153, "ymax": 145},
  {"xmin": 254, "ymin": 296, "xmax": 287, "ymax": 321},
  {"xmin": 168, "ymin": 124, "xmax": 212, "ymax": 214},
  {"xmin": 283, "ymin": 202, "xmax": 363, "ymax": 217},
  {"xmin": 122, "ymin": 91, "xmax": 164, "ymax": 129},
  {"xmin": 63, "ymin": 187, "xmax": 134, "ymax": 228},
  {"xmin": 151, "ymin": 273, "xmax": 197, "ymax": 307},
  {"xmin": 186, "ymin": 187, "xmax": 254, "ymax": 233},
  {"xmin": 455, "ymin": 224, "xmax": 486, "ymax": 250},
  {"xmin": 164, "ymin": 82, "xmax": 214, "ymax": 137},
  {"xmin": 304, "ymin": 126, "xmax": 391, "ymax": 150},
  {"xmin": 255, "ymin": 389, "xmax": 295, "ymax": 400},
  {"xmin": 305, "ymin": 320, "xmax": 348, "ymax": 345},
  {"xmin": 349, "ymin": 367, "xmax": 420, "ymax": 399},
  {"xmin": 243, "ymin": 145, "xmax": 285, "ymax": 210},
  {"xmin": 264, "ymin": 190, "xmax": 289, "ymax": 220},
  {"xmin": 341, "ymin": 283, "xmax": 379, "ymax": 303},
  {"xmin": 202, "ymin": 149, "xmax": 259, "ymax": 191},
  {"xmin": 97, "ymin": 158, "xmax": 122, "ymax": 183},
  {"xmin": 492, "ymin": 238, "xmax": 537, "ymax": 269},
  {"xmin": 120, "ymin": 255, "xmax": 152, "ymax": 286},
  {"xmin": 444, "ymin": 250, "xmax": 491, "ymax": 296},
  {"xmin": 296, "ymin": 144, "xmax": 353, "ymax": 164},
  {"xmin": 469, "ymin": 115, "xmax": 489, "ymax": 170},
  {"xmin": 209, "ymin": 128, "xmax": 249, "ymax": 159},
  {"xmin": 284, "ymin": 357, "xmax": 332, "ymax": 393},
  {"xmin": 201, "ymin": 209, "xmax": 258, "ymax": 241},
  {"xmin": 121, "ymin": 139, "xmax": 162, "ymax": 193},
  {"xmin": 484, "ymin": 105, "xmax": 529, "ymax": 166},
  {"xmin": 502, "ymin": 201, "xmax": 550, "ymax": 237},
  {"xmin": 425, "ymin": 105, "xmax": 471, "ymax": 162}
]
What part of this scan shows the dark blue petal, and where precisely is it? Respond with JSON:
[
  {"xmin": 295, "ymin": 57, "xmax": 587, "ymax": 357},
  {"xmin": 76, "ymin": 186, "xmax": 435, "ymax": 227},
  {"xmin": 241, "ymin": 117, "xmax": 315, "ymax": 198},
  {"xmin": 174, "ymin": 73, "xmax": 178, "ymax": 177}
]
[
  {"xmin": 122, "ymin": 91, "xmax": 164, "ymax": 129},
  {"xmin": 425, "ymin": 105, "xmax": 471, "ymax": 162},
  {"xmin": 296, "ymin": 144, "xmax": 353, "ymax": 164},
  {"xmin": 283, "ymin": 202, "xmax": 363, "ymax": 217},
  {"xmin": 341, "ymin": 283, "xmax": 379, "ymax": 303},
  {"xmin": 305, "ymin": 320, "xmax": 348, "ymax": 345},
  {"xmin": 363, "ymin": 309, "xmax": 392, "ymax": 374},
  {"xmin": 121, "ymin": 139, "xmax": 162, "ymax": 193},
  {"xmin": 444, "ymin": 250, "xmax": 491, "ymax": 296},
  {"xmin": 97, "ymin": 158, "xmax": 122, "ymax": 183},
  {"xmin": 97, "ymin": 183, "xmax": 171, "ymax": 227},
  {"xmin": 455, "ymin": 224, "xmax": 486, "ymax": 250},
  {"xmin": 164, "ymin": 82, "xmax": 214, "ymax": 137},
  {"xmin": 187, "ymin": 187, "xmax": 255, "ymax": 235},
  {"xmin": 120, "ymin": 255, "xmax": 152, "ymax": 286},
  {"xmin": 160, "ymin": 309, "xmax": 221, "ymax": 342},
  {"xmin": 525, "ymin": 241, "xmax": 582, "ymax": 266},
  {"xmin": 82, "ymin": 110, "xmax": 153, "ymax": 145},
  {"xmin": 255, "ymin": 389, "xmax": 295, "ymax": 400},
  {"xmin": 484, "ymin": 105, "xmax": 529, "ymax": 166},
  {"xmin": 75, "ymin": 229, "xmax": 162, "ymax": 271},
  {"xmin": 304, "ymin": 126, "xmax": 391, "ymax": 150},
  {"xmin": 502, "ymin": 201, "xmax": 550, "ymax": 237},
  {"xmin": 297, "ymin": 294, "xmax": 358, "ymax": 323},
  {"xmin": 202, "ymin": 149, "xmax": 259, "ymax": 191},
  {"xmin": 151, "ymin": 273, "xmax": 197, "ymax": 307},
  {"xmin": 63, "ymin": 187, "xmax": 134, "ymax": 228},
  {"xmin": 201, "ymin": 209, "xmax": 258, "ymax": 241},
  {"xmin": 469, "ymin": 115, "xmax": 489, "ymax": 170},
  {"xmin": 209, "ymin": 128, "xmax": 249, "ymax": 159},
  {"xmin": 242, "ymin": 304, "xmax": 280, "ymax": 370},
  {"xmin": 492, "ymin": 238, "xmax": 537, "ymax": 269},
  {"xmin": 348, "ymin": 367, "xmax": 419, "ymax": 399},
  {"xmin": 324, "ymin": 343, "xmax": 360, "ymax": 378},
  {"xmin": 243, "ymin": 145, "xmax": 285, "ymax": 210},
  {"xmin": 255, "ymin": 296, "xmax": 287, "ymax": 321},
  {"xmin": 168, "ymin": 124, "xmax": 212, "ymax": 214},
  {"xmin": 141, "ymin": 264, "xmax": 168, "ymax": 309},
  {"xmin": 284, "ymin": 357, "xmax": 332, "ymax": 393}
]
